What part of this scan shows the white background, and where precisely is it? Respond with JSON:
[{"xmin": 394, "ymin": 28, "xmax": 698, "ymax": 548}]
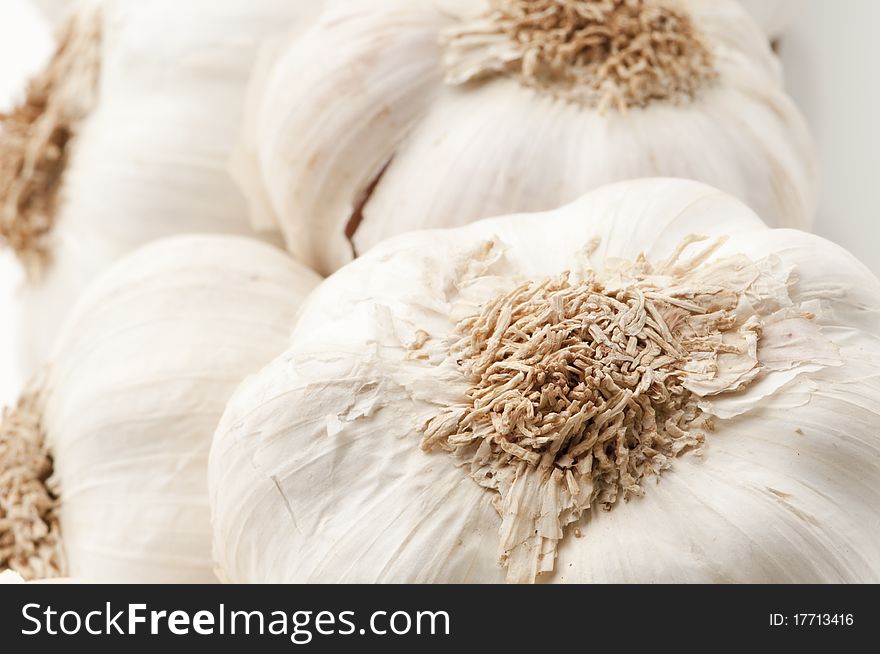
[
  {"xmin": 780, "ymin": 1, "xmax": 880, "ymax": 280},
  {"xmin": 2, "ymin": 0, "xmax": 880, "ymax": 406}
]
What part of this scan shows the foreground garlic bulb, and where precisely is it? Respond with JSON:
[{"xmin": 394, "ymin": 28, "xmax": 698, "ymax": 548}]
[
  {"xmin": 211, "ymin": 179, "xmax": 880, "ymax": 583},
  {"xmin": 239, "ymin": 0, "xmax": 816, "ymax": 277},
  {"xmin": 0, "ymin": 0, "xmax": 324, "ymax": 374},
  {"xmin": 0, "ymin": 235, "xmax": 320, "ymax": 582}
]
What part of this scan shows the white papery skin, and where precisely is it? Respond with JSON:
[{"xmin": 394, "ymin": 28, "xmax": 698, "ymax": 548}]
[
  {"xmin": 211, "ymin": 179, "xmax": 880, "ymax": 583},
  {"xmin": 16, "ymin": 0, "xmax": 325, "ymax": 375},
  {"xmin": 736, "ymin": 0, "xmax": 799, "ymax": 39},
  {"xmin": 42, "ymin": 235, "xmax": 319, "ymax": 583},
  {"xmin": 243, "ymin": 0, "xmax": 816, "ymax": 277},
  {"xmin": 31, "ymin": 0, "xmax": 73, "ymax": 25}
]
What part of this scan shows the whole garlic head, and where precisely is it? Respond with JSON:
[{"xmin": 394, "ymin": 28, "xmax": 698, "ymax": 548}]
[
  {"xmin": 238, "ymin": 0, "xmax": 817, "ymax": 277},
  {"xmin": 210, "ymin": 179, "xmax": 880, "ymax": 583},
  {"xmin": 1, "ymin": 235, "xmax": 320, "ymax": 582}
]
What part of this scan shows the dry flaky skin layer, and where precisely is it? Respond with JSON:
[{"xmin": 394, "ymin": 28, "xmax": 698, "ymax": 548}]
[
  {"xmin": 444, "ymin": 0, "xmax": 717, "ymax": 111},
  {"xmin": 0, "ymin": 9, "xmax": 101, "ymax": 279},
  {"xmin": 0, "ymin": 392, "xmax": 63, "ymax": 580},
  {"xmin": 423, "ymin": 236, "xmax": 805, "ymax": 583}
]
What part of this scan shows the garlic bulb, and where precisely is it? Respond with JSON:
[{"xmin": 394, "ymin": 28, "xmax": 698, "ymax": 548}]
[
  {"xmin": 736, "ymin": 0, "xmax": 798, "ymax": 40},
  {"xmin": 1, "ymin": 0, "xmax": 324, "ymax": 375},
  {"xmin": 210, "ymin": 178, "xmax": 880, "ymax": 584},
  {"xmin": 1, "ymin": 235, "xmax": 320, "ymax": 582},
  {"xmin": 238, "ymin": 0, "xmax": 817, "ymax": 277}
]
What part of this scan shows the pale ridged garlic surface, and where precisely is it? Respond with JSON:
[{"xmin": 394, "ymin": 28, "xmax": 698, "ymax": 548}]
[
  {"xmin": 237, "ymin": 0, "xmax": 817, "ymax": 277},
  {"xmin": 210, "ymin": 179, "xmax": 880, "ymax": 584},
  {"xmin": 0, "ymin": 235, "xmax": 320, "ymax": 583},
  {"xmin": 1, "ymin": 0, "xmax": 325, "ymax": 375}
]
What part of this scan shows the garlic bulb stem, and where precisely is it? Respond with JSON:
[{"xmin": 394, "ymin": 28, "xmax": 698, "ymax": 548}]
[
  {"xmin": 444, "ymin": 0, "xmax": 717, "ymax": 111},
  {"xmin": 423, "ymin": 235, "xmax": 827, "ymax": 582},
  {"xmin": 0, "ymin": 390, "xmax": 63, "ymax": 580},
  {"xmin": 0, "ymin": 8, "xmax": 100, "ymax": 279}
]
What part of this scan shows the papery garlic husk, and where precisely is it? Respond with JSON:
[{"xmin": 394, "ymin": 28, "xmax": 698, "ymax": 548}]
[
  {"xmin": 1, "ymin": 0, "xmax": 325, "ymax": 376},
  {"xmin": 211, "ymin": 178, "xmax": 880, "ymax": 584},
  {"xmin": 237, "ymin": 0, "xmax": 817, "ymax": 277},
  {"xmin": 736, "ymin": 0, "xmax": 799, "ymax": 40},
  {"xmin": 0, "ymin": 235, "xmax": 320, "ymax": 583}
]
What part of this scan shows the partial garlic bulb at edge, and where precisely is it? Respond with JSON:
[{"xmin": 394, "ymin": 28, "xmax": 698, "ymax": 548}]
[
  {"xmin": 210, "ymin": 178, "xmax": 880, "ymax": 583},
  {"xmin": 1, "ymin": 0, "xmax": 326, "ymax": 376},
  {"xmin": 0, "ymin": 235, "xmax": 320, "ymax": 582},
  {"xmin": 237, "ymin": 0, "xmax": 817, "ymax": 277}
]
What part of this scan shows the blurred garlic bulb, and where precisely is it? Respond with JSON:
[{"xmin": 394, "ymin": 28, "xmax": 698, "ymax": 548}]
[
  {"xmin": 238, "ymin": 0, "xmax": 817, "ymax": 277},
  {"xmin": 0, "ymin": 235, "xmax": 320, "ymax": 582},
  {"xmin": 211, "ymin": 178, "xmax": 880, "ymax": 584},
  {"xmin": 736, "ymin": 0, "xmax": 799, "ymax": 40},
  {"xmin": 1, "ymin": 0, "xmax": 324, "ymax": 375}
]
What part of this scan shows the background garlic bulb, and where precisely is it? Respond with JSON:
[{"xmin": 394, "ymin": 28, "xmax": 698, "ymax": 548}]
[
  {"xmin": 237, "ymin": 0, "xmax": 817, "ymax": 277},
  {"xmin": 211, "ymin": 178, "xmax": 880, "ymax": 583},
  {"xmin": 1, "ymin": 0, "xmax": 324, "ymax": 375},
  {"xmin": 1, "ymin": 235, "xmax": 320, "ymax": 582},
  {"xmin": 736, "ymin": 0, "xmax": 799, "ymax": 40}
]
